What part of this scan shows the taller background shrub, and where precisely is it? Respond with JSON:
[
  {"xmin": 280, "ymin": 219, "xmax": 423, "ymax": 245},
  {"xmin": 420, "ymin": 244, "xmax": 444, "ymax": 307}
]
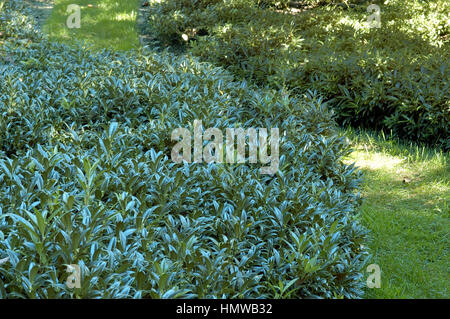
[{"xmin": 146, "ymin": 0, "xmax": 449, "ymax": 150}]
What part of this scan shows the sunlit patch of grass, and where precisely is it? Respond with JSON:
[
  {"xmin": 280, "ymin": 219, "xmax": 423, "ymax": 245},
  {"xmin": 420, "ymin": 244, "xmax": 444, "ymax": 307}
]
[
  {"xmin": 43, "ymin": 0, "xmax": 140, "ymax": 51},
  {"xmin": 344, "ymin": 128, "xmax": 449, "ymax": 298}
]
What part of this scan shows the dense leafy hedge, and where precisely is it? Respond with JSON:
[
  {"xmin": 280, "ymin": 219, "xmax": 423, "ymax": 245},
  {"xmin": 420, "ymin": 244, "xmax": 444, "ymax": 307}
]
[
  {"xmin": 0, "ymin": 0, "xmax": 41, "ymax": 42},
  {"xmin": 0, "ymin": 1, "xmax": 368, "ymax": 298},
  {"xmin": 146, "ymin": 0, "xmax": 450, "ymax": 150}
]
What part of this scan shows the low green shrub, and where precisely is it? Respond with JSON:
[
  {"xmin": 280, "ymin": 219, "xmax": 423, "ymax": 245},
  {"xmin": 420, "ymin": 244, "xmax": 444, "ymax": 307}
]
[
  {"xmin": 0, "ymin": 0, "xmax": 42, "ymax": 42},
  {"xmin": 146, "ymin": 0, "xmax": 450, "ymax": 150},
  {"xmin": 0, "ymin": 0, "xmax": 368, "ymax": 298}
]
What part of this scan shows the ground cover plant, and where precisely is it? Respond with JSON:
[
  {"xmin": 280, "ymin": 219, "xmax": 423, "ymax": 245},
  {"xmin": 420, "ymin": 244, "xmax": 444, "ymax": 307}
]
[
  {"xmin": 146, "ymin": 0, "xmax": 450, "ymax": 149},
  {"xmin": 0, "ymin": 0, "xmax": 369, "ymax": 298}
]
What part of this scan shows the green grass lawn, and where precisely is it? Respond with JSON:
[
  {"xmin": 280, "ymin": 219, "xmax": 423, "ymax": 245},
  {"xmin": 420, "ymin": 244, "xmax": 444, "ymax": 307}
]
[
  {"xmin": 344, "ymin": 129, "xmax": 449, "ymax": 298},
  {"xmin": 43, "ymin": 0, "xmax": 140, "ymax": 51}
]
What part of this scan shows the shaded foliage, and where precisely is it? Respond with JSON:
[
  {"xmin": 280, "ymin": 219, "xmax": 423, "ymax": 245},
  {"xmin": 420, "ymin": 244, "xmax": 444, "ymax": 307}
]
[{"xmin": 146, "ymin": 0, "xmax": 449, "ymax": 150}]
